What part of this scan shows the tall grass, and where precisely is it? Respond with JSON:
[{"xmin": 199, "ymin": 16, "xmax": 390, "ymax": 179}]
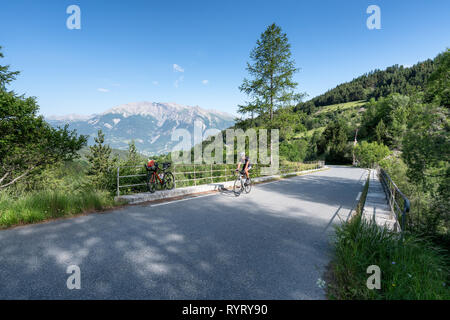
[
  {"xmin": 0, "ymin": 189, "xmax": 117, "ymax": 228},
  {"xmin": 327, "ymin": 214, "xmax": 450, "ymax": 299}
]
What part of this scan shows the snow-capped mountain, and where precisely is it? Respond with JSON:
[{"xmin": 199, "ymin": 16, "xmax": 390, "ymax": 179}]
[{"xmin": 47, "ymin": 102, "xmax": 235, "ymax": 156}]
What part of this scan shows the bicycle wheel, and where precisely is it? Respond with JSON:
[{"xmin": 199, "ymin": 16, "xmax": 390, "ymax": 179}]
[
  {"xmin": 163, "ymin": 172, "xmax": 175, "ymax": 190},
  {"xmin": 147, "ymin": 174, "xmax": 156, "ymax": 193},
  {"xmin": 233, "ymin": 175, "xmax": 243, "ymax": 196},
  {"xmin": 244, "ymin": 177, "xmax": 252, "ymax": 194}
]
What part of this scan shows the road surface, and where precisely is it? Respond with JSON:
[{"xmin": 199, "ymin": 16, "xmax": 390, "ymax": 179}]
[{"xmin": 0, "ymin": 166, "xmax": 366, "ymax": 299}]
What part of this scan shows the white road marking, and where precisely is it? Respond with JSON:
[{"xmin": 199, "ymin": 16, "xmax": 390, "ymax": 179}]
[
  {"xmin": 150, "ymin": 193, "xmax": 218, "ymax": 207},
  {"xmin": 356, "ymin": 192, "xmax": 362, "ymax": 201},
  {"xmin": 255, "ymin": 179, "xmax": 284, "ymax": 186}
]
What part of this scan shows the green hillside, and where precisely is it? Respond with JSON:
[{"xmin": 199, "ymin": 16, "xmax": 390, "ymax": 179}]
[
  {"xmin": 296, "ymin": 57, "xmax": 438, "ymax": 114},
  {"xmin": 291, "ymin": 100, "xmax": 365, "ymax": 137},
  {"xmin": 314, "ymin": 100, "xmax": 366, "ymax": 114}
]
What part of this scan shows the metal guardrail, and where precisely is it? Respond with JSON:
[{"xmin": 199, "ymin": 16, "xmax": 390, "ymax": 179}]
[
  {"xmin": 378, "ymin": 168, "xmax": 411, "ymax": 232},
  {"xmin": 116, "ymin": 161, "xmax": 324, "ymax": 196}
]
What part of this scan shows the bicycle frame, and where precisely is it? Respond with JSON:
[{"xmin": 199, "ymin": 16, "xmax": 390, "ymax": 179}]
[
  {"xmin": 148, "ymin": 170, "xmax": 164, "ymax": 185},
  {"xmin": 234, "ymin": 170, "xmax": 251, "ymax": 194}
]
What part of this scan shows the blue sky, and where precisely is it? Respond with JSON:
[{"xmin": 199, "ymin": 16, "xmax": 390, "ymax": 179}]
[{"xmin": 1, "ymin": 0, "xmax": 449, "ymax": 117}]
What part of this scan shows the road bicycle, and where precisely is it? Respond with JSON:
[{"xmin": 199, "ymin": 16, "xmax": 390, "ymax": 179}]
[
  {"xmin": 233, "ymin": 169, "xmax": 252, "ymax": 196},
  {"xmin": 145, "ymin": 162, "xmax": 175, "ymax": 193}
]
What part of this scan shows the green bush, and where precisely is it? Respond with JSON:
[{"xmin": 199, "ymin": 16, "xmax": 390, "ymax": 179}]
[
  {"xmin": 280, "ymin": 140, "xmax": 308, "ymax": 162},
  {"xmin": 354, "ymin": 141, "xmax": 390, "ymax": 168}
]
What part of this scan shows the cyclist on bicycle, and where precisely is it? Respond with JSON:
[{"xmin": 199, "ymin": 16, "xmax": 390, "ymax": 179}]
[{"xmin": 236, "ymin": 152, "xmax": 252, "ymax": 185}]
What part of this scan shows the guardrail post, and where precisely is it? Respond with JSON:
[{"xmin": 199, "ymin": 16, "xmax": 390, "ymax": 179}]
[
  {"xmin": 379, "ymin": 168, "xmax": 411, "ymax": 236},
  {"xmin": 117, "ymin": 167, "xmax": 120, "ymax": 197},
  {"xmin": 401, "ymin": 198, "xmax": 410, "ymax": 237},
  {"xmin": 193, "ymin": 164, "xmax": 196, "ymax": 186},
  {"xmin": 390, "ymin": 181, "xmax": 395, "ymax": 212}
]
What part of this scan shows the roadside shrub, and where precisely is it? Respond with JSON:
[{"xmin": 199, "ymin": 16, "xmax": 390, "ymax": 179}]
[
  {"xmin": 380, "ymin": 155, "xmax": 449, "ymax": 241},
  {"xmin": 280, "ymin": 140, "xmax": 308, "ymax": 162},
  {"xmin": 328, "ymin": 215, "xmax": 450, "ymax": 300},
  {"xmin": 354, "ymin": 141, "xmax": 390, "ymax": 168}
]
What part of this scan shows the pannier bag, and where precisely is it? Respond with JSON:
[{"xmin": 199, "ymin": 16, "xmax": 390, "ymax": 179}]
[{"xmin": 146, "ymin": 160, "xmax": 158, "ymax": 171}]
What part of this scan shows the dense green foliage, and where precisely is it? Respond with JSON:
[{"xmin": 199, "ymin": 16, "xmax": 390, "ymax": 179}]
[
  {"xmin": 0, "ymin": 90, "xmax": 87, "ymax": 189},
  {"xmin": 380, "ymin": 156, "xmax": 449, "ymax": 241},
  {"xmin": 354, "ymin": 141, "xmax": 390, "ymax": 168},
  {"xmin": 425, "ymin": 49, "xmax": 450, "ymax": 108},
  {"xmin": 317, "ymin": 119, "xmax": 351, "ymax": 164}
]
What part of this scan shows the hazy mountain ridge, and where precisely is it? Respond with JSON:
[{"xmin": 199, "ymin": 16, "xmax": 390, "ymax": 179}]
[{"xmin": 47, "ymin": 102, "xmax": 235, "ymax": 156}]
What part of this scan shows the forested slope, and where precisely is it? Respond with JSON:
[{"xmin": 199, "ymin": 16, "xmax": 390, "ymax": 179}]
[{"xmin": 296, "ymin": 56, "xmax": 438, "ymax": 114}]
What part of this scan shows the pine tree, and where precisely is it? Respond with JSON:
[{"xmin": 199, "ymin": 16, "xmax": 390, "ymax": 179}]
[
  {"xmin": 126, "ymin": 140, "xmax": 140, "ymax": 165},
  {"xmin": 239, "ymin": 23, "xmax": 303, "ymax": 122},
  {"xmin": 87, "ymin": 130, "xmax": 116, "ymax": 189},
  {"xmin": 319, "ymin": 119, "xmax": 349, "ymax": 163},
  {"xmin": 0, "ymin": 46, "xmax": 19, "ymax": 90},
  {"xmin": 375, "ymin": 119, "xmax": 386, "ymax": 144}
]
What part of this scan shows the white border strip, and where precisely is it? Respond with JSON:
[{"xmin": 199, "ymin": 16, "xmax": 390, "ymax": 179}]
[{"xmin": 150, "ymin": 193, "xmax": 218, "ymax": 207}]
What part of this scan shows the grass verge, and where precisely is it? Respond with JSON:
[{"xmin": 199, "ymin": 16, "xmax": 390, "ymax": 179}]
[
  {"xmin": 0, "ymin": 189, "xmax": 118, "ymax": 228},
  {"xmin": 327, "ymin": 171, "xmax": 449, "ymax": 299}
]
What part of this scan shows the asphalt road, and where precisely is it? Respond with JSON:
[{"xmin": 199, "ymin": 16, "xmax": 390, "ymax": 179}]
[{"xmin": 0, "ymin": 166, "xmax": 366, "ymax": 299}]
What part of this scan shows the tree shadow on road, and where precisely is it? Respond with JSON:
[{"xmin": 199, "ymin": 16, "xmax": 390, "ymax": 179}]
[{"xmin": 0, "ymin": 195, "xmax": 334, "ymax": 300}]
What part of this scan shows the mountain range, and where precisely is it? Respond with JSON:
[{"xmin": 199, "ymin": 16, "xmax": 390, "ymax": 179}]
[{"xmin": 46, "ymin": 102, "xmax": 235, "ymax": 156}]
